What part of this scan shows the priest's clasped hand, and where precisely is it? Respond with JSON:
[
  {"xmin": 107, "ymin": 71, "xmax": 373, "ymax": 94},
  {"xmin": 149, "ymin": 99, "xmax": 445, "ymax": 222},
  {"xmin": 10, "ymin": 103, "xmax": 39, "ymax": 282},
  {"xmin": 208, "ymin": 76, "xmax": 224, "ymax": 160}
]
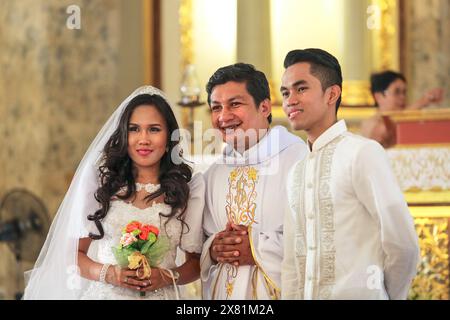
[{"xmin": 210, "ymin": 222, "xmax": 255, "ymax": 266}]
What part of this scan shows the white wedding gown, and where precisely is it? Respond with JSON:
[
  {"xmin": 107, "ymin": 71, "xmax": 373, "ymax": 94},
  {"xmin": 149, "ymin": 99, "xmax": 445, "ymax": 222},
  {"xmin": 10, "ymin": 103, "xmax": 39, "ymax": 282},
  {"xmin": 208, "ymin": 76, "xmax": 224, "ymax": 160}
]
[{"xmin": 79, "ymin": 174, "xmax": 205, "ymax": 300}]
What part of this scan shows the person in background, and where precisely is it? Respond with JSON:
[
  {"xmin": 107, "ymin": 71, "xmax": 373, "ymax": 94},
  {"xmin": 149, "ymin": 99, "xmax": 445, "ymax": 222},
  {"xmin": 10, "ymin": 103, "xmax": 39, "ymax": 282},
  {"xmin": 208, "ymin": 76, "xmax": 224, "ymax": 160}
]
[{"xmin": 361, "ymin": 70, "xmax": 444, "ymax": 148}]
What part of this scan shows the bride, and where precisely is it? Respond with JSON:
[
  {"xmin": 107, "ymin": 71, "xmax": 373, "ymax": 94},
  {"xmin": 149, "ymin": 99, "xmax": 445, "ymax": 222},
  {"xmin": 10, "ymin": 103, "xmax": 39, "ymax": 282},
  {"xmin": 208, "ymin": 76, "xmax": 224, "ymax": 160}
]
[{"xmin": 23, "ymin": 86, "xmax": 205, "ymax": 299}]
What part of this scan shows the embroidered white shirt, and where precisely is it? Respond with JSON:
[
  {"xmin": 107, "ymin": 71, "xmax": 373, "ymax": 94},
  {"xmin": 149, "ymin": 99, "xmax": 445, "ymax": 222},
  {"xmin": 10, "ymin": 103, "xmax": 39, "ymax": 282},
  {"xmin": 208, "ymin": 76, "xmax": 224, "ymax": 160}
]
[{"xmin": 282, "ymin": 120, "xmax": 420, "ymax": 300}]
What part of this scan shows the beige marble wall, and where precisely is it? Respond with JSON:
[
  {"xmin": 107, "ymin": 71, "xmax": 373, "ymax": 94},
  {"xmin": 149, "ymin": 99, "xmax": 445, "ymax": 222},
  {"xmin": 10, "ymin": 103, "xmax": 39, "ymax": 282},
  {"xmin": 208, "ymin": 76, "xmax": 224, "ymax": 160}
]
[
  {"xmin": 0, "ymin": 0, "xmax": 147, "ymax": 299},
  {"xmin": 404, "ymin": 0, "xmax": 450, "ymax": 107}
]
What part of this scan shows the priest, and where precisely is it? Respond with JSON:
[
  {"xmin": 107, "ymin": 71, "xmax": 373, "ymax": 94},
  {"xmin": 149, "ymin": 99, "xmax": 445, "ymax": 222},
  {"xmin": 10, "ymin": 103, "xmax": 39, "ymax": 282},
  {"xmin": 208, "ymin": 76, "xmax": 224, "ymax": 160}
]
[{"xmin": 200, "ymin": 63, "xmax": 308, "ymax": 299}]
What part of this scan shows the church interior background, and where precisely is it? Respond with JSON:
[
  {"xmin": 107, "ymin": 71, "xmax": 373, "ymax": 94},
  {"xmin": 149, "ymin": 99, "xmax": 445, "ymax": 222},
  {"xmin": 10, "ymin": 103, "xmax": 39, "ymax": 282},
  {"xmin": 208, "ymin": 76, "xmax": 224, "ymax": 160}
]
[{"xmin": 0, "ymin": 0, "xmax": 449, "ymax": 299}]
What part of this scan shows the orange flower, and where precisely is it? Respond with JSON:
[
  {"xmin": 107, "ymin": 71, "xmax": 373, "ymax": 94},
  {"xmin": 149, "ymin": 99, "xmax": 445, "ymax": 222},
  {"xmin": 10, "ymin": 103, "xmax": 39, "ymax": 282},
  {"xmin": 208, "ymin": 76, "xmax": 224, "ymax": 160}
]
[
  {"xmin": 148, "ymin": 225, "xmax": 159, "ymax": 236},
  {"xmin": 125, "ymin": 221, "xmax": 142, "ymax": 233},
  {"xmin": 138, "ymin": 224, "xmax": 160, "ymax": 240},
  {"xmin": 139, "ymin": 225, "xmax": 151, "ymax": 240}
]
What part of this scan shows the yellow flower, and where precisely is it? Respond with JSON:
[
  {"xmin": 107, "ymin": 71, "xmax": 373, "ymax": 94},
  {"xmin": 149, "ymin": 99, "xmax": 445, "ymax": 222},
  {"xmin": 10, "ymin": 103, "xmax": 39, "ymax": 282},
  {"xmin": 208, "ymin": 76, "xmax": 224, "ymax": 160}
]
[
  {"xmin": 226, "ymin": 281, "xmax": 234, "ymax": 297},
  {"xmin": 127, "ymin": 252, "xmax": 143, "ymax": 269},
  {"xmin": 248, "ymin": 168, "xmax": 257, "ymax": 181},
  {"xmin": 229, "ymin": 169, "xmax": 237, "ymax": 182}
]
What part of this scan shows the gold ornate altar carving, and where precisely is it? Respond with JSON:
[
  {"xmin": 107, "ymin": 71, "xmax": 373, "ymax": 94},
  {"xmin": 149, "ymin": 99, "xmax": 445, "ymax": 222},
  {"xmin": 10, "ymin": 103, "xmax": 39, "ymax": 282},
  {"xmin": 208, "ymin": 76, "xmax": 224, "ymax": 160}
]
[
  {"xmin": 386, "ymin": 110, "xmax": 450, "ymax": 299},
  {"xmin": 388, "ymin": 144, "xmax": 450, "ymax": 300},
  {"xmin": 388, "ymin": 147, "xmax": 450, "ymax": 192},
  {"xmin": 408, "ymin": 216, "xmax": 449, "ymax": 300}
]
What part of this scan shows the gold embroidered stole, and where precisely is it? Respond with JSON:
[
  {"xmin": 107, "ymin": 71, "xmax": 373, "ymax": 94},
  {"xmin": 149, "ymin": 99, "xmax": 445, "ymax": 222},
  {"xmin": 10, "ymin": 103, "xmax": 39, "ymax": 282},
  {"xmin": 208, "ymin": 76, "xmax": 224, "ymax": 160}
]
[
  {"xmin": 214, "ymin": 166, "xmax": 280, "ymax": 299},
  {"xmin": 222, "ymin": 167, "xmax": 258, "ymax": 298}
]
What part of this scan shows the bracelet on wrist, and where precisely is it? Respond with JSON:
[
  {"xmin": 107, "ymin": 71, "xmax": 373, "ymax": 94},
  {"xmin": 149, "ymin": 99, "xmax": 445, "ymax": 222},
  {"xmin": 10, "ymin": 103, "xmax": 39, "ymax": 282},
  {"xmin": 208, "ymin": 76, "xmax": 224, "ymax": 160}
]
[{"xmin": 99, "ymin": 263, "xmax": 111, "ymax": 283}]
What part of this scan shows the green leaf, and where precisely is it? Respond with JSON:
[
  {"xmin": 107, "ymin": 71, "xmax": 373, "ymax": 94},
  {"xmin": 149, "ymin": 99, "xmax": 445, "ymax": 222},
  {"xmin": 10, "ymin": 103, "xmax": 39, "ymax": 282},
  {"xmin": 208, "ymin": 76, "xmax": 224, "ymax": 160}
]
[
  {"xmin": 147, "ymin": 233, "xmax": 157, "ymax": 243},
  {"xmin": 140, "ymin": 240, "xmax": 154, "ymax": 255},
  {"xmin": 111, "ymin": 246, "xmax": 135, "ymax": 267},
  {"xmin": 144, "ymin": 236, "xmax": 171, "ymax": 267}
]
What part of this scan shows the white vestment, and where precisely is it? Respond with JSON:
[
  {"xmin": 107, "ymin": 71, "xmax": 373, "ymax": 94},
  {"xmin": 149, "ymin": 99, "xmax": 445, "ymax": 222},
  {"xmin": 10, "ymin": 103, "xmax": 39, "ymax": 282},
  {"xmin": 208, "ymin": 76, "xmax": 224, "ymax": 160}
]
[
  {"xmin": 201, "ymin": 126, "xmax": 308, "ymax": 299},
  {"xmin": 282, "ymin": 120, "xmax": 420, "ymax": 300}
]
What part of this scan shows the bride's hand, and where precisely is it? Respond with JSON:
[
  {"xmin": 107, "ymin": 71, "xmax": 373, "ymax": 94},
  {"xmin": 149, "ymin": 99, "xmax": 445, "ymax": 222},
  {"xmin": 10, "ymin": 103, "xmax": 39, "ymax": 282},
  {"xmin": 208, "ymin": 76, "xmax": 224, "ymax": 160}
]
[
  {"xmin": 105, "ymin": 265, "xmax": 149, "ymax": 291},
  {"xmin": 139, "ymin": 267, "xmax": 173, "ymax": 292}
]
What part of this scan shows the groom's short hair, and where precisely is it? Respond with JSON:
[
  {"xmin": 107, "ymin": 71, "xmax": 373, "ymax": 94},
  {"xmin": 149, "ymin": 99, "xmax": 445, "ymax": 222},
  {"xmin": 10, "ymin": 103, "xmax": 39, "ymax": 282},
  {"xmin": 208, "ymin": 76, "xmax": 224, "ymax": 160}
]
[{"xmin": 284, "ymin": 48, "xmax": 343, "ymax": 111}]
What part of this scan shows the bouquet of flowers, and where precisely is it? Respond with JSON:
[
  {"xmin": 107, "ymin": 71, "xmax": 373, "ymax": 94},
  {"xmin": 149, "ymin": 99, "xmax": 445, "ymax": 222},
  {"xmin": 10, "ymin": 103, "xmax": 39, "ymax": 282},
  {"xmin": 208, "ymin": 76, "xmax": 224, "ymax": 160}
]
[{"xmin": 112, "ymin": 220, "xmax": 170, "ymax": 296}]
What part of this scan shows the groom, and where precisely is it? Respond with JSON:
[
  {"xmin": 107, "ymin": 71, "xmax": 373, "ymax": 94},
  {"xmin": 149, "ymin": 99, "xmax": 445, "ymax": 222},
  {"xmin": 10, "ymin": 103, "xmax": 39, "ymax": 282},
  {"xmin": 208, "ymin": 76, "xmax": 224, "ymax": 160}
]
[
  {"xmin": 280, "ymin": 48, "xmax": 419, "ymax": 299},
  {"xmin": 200, "ymin": 63, "xmax": 308, "ymax": 299}
]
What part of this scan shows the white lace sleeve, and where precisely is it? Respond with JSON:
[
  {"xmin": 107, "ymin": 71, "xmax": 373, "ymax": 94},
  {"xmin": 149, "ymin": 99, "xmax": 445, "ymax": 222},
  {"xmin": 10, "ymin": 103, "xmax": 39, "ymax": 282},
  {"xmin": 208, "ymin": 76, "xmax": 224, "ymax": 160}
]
[{"xmin": 180, "ymin": 172, "xmax": 205, "ymax": 254}]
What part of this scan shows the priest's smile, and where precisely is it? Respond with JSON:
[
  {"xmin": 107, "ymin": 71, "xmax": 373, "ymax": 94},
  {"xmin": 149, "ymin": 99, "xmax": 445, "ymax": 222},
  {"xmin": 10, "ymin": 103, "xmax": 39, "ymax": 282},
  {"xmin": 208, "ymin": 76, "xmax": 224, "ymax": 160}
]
[{"xmin": 220, "ymin": 123, "xmax": 243, "ymax": 132}]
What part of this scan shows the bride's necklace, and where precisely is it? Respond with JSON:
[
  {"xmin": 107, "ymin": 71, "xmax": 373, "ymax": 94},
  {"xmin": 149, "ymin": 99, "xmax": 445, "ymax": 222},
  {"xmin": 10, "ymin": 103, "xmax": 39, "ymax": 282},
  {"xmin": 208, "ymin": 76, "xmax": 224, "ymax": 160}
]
[{"xmin": 135, "ymin": 182, "xmax": 160, "ymax": 194}]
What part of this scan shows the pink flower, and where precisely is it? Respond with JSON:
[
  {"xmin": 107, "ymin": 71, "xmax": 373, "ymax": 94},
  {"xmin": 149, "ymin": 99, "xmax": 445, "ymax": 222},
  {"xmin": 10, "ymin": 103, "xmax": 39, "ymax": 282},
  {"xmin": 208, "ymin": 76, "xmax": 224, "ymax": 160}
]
[{"xmin": 120, "ymin": 232, "xmax": 138, "ymax": 247}]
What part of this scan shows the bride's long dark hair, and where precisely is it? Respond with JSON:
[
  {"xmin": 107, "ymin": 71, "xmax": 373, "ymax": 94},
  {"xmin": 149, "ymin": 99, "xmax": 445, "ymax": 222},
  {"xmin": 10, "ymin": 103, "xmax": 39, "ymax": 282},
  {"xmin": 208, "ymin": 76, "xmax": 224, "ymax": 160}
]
[{"xmin": 88, "ymin": 94, "xmax": 192, "ymax": 240}]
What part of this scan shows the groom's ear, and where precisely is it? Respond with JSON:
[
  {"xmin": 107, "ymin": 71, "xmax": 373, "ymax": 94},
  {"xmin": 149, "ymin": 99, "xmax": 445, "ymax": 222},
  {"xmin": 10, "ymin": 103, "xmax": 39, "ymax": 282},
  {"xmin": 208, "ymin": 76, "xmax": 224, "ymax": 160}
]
[{"xmin": 327, "ymin": 85, "xmax": 341, "ymax": 107}]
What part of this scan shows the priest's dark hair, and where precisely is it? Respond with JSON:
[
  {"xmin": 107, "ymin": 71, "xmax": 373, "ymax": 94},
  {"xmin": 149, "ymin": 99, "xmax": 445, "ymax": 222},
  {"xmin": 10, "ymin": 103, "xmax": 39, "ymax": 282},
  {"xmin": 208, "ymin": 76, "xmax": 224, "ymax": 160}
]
[
  {"xmin": 206, "ymin": 62, "xmax": 272, "ymax": 124},
  {"xmin": 284, "ymin": 48, "xmax": 343, "ymax": 113}
]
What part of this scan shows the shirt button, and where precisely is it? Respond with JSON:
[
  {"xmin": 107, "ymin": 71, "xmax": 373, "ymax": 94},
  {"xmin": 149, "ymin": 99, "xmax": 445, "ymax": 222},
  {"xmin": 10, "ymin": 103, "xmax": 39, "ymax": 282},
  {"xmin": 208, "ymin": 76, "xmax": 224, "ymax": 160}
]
[
  {"xmin": 309, "ymin": 153, "xmax": 315, "ymax": 160},
  {"xmin": 307, "ymin": 182, "xmax": 313, "ymax": 189},
  {"xmin": 307, "ymin": 214, "xmax": 314, "ymax": 219},
  {"xmin": 307, "ymin": 275, "xmax": 313, "ymax": 281},
  {"xmin": 308, "ymin": 246, "xmax": 316, "ymax": 251}
]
